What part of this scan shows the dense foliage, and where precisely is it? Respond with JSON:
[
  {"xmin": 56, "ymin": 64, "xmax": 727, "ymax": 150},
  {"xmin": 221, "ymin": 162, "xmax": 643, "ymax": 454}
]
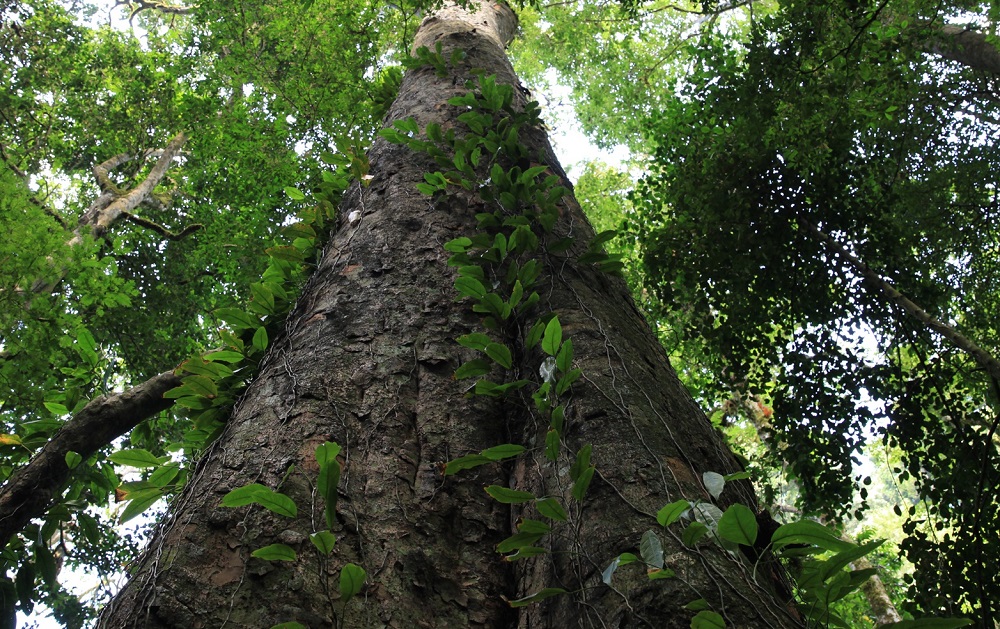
[
  {"xmin": 630, "ymin": 0, "xmax": 1000, "ymax": 623},
  {"xmin": 2, "ymin": 0, "xmax": 997, "ymax": 624}
]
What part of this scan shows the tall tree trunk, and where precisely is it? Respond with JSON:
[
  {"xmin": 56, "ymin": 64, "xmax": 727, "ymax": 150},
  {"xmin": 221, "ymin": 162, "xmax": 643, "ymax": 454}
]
[{"xmin": 98, "ymin": 2, "xmax": 800, "ymax": 627}]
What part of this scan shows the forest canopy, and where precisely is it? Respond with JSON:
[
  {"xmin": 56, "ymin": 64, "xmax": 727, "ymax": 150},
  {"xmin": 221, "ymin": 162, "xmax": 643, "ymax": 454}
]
[{"xmin": 1, "ymin": 0, "xmax": 999, "ymax": 626}]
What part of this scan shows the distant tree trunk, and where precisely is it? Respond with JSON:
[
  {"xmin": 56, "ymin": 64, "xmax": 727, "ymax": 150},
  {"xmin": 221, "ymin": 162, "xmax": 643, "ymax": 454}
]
[{"xmin": 98, "ymin": 2, "xmax": 801, "ymax": 627}]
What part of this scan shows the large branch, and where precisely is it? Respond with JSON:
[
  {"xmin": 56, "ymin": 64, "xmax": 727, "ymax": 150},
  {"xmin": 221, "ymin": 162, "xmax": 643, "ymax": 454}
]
[
  {"xmin": 919, "ymin": 22, "xmax": 1000, "ymax": 75},
  {"xmin": 68, "ymin": 131, "xmax": 188, "ymax": 248},
  {"xmin": 800, "ymin": 218, "xmax": 1000, "ymax": 384},
  {"xmin": 0, "ymin": 370, "xmax": 180, "ymax": 551}
]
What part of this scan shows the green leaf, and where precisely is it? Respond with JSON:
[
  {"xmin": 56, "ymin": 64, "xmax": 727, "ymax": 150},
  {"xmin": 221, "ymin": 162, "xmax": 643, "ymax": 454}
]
[
  {"xmin": 570, "ymin": 444, "xmax": 592, "ymax": 481},
  {"xmin": 108, "ymin": 448, "xmax": 162, "ymax": 468},
  {"xmin": 535, "ymin": 498, "xmax": 568, "ymax": 521},
  {"xmin": 497, "ymin": 532, "xmax": 545, "ymax": 553},
  {"xmin": 691, "ymin": 610, "xmax": 726, "ymax": 629},
  {"xmin": 444, "ymin": 237, "xmax": 473, "ymax": 252},
  {"xmin": 771, "ymin": 520, "xmax": 853, "ymax": 553},
  {"xmin": 505, "ymin": 588, "xmax": 567, "ymax": 608},
  {"xmin": 455, "ymin": 359, "xmax": 491, "ymax": 380},
  {"xmin": 314, "ymin": 441, "xmax": 341, "ymax": 469},
  {"xmin": 119, "ymin": 487, "xmax": 165, "ymax": 523},
  {"xmin": 541, "ymin": 316, "xmax": 562, "ymax": 356},
  {"xmin": 251, "ymin": 544, "xmax": 297, "ymax": 561},
  {"xmin": 149, "ymin": 463, "xmax": 180, "ymax": 488},
  {"xmin": 15, "ymin": 563, "xmax": 34, "ymax": 609},
  {"xmin": 215, "ymin": 307, "xmax": 261, "ymax": 330},
  {"xmin": 250, "ymin": 282, "xmax": 276, "ymax": 314},
  {"xmin": 657, "ymin": 500, "xmax": 691, "ymax": 527},
  {"xmin": 204, "ymin": 350, "xmax": 245, "ymax": 363},
  {"xmin": 43, "ymin": 401, "xmax": 69, "ymax": 416},
  {"xmin": 682, "ymin": 521, "xmax": 710, "ymax": 547},
  {"xmin": 75, "ymin": 328, "xmax": 99, "ymax": 366},
  {"xmin": 648, "ymin": 568, "xmax": 675, "ymax": 580},
  {"xmin": 220, "ymin": 484, "xmax": 297, "ymax": 518},
  {"xmin": 316, "ymin": 442, "xmax": 341, "ymax": 529},
  {"xmin": 525, "ymin": 319, "xmax": 546, "ymax": 349},
  {"xmin": 456, "ymin": 332, "xmax": 492, "ymax": 351},
  {"xmin": 717, "ymin": 504, "xmax": 758, "ymax": 546},
  {"xmin": 482, "ymin": 444, "xmax": 526, "ymax": 460},
  {"xmin": 544, "ymin": 429, "xmax": 559, "ymax": 461},
  {"xmin": 444, "ymin": 454, "xmax": 491, "ymax": 475},
  {"xmin": 555, "ymin": 339, "xmax": 573, "ymax": 373},
  {"xmin": 503, "ymin": 546, "xmax": 548, "ymax": 561},
  {"xmin": 571, "ymin": 465, "xmax": 595, "ymax": 501},
  {"xmin": 284, "ymin": 186, "xmax": 306, "ymax": 201},
  {"xmin": 485, "ymin": 342, "xmax": 513, "ymax": 369},
  {"xmin": 555, "ymin": 368, "xmax": 582, "ymax": 396},
  {"xmin": 339, "ymin": 563, "xmax": 366, "ymax": 603},
  {"xmin": 270, "ymin": 623, "xmax": 307, "ymax": 629},
  {"xmin": 816, "ymin": 540, "xmax": 884, "ymax": 584},
  {"xmin": 221, "ymin": 483, "xmax": 270, "ymax": 507},
  {"xmin": 550, "ymin": 405, "xmax": 565, "ymax": 432},
  {"xmin": 485, "ymin": 485, "xmax": 535, "ymax": 503},
  {"xmin": 64, "ymin": 451, "xmax": 82, "ymax": 469},
  {"xmin": 310, "ymin": 531, "xmax": 337, "ymax": 555},
  {"xmin": 684, "ymin": 599, "xmax": 710, "ymax": 611},
  {"xmin": 640, "ymin": 530, "xmax": 664, "ymax": 569},
  {"xmin": 252, "ymin": 326, "xmax": 269, "ymax": 352}
]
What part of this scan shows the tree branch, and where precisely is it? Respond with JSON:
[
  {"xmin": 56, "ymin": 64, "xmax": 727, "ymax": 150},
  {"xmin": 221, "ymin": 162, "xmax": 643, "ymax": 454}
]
[
  {"xmin": 69, "ymin": 131, "xmax": 188, "ymax": 248},
  {"xmin": 121, "ymin": 211, "xmax": 203, "ymax": 240},
  {"xmin": 0, "ymin": 370, "xmax": 181, "ymax": 551},
  {"xmin": 921, "ymin": 22, "xmax": 1000, "ymax": 75},
  {"xmin": 799, "ymin": 218, "xmax": 1000, "ymax": 384}
]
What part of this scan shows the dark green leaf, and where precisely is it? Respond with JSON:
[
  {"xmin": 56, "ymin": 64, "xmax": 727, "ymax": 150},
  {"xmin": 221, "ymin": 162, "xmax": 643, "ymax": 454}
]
[
  {"xmin": 505, "ymin": 588, "xmax": 567, "ymax": 608},
  {"xmin": 339, "ymin": 563, "xmax": 366, "ymax": 603},
  {"xmin": 251, "ymin": 544, "xmax": 297, "ymax": 562},
  {"xmin": 485, "ymin": 485, "xmax": 535, "ymax": 504},
  {"xmin": 108, "ymin": 448, "xmax": 162, "ymax": 469},
  {"xmin": 571, "ymin": 465, "xmax": 595, "ymax": 501},
  {"xmin": 691, "ymin": 610, "xmax": 726, "ymax": 629},
  {"xmin": 657, "ymin": 500, "xmax": 691, "ymax": 527},
  {"xmin": 535, "ymin": 498, "xmax": 568, "ymax": 521},
  {"xmin": 717, "ymin": 504, "xmax": 758, "ymax": 546},
  {"xmin": 310, "ymin": 531, "xmax": 337, "ymax": 555},
  {"xmin": 541, "ymin": 316, "xmax": 562, "ymax": 356}
]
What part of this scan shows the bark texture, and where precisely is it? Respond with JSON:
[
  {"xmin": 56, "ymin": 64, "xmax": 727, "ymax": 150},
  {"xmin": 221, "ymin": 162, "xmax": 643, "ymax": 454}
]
[{"xmin": 99, "ymin": 2, "xmax": 800, "ymax": 627}]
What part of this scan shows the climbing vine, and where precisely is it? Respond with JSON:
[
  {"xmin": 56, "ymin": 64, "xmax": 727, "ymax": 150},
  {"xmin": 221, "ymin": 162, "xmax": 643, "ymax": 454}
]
[{"xmin": 381, "ymin": 49, "xmax": 972, "ymax": 629}]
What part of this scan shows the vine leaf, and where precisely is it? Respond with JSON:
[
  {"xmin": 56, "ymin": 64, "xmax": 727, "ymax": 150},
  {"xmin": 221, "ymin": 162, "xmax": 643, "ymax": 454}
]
[
  {"xmin": 340, "ymin": 563, "xmax": 367, "ymax": 603},
  {"xmin": 485, "ymin": 485, "xmax": 535, "ymax": 504},
  {"xmin": 691, "ymin": 610, "xmax": 725, "ymax": 629},
  {"xmin": 657, "ymin": 499, "xmax": 691, "ymax": 527},
  {"xmin": 717, "ymin": 504, "xmax": 758, "ymax": 546},
  {"xmin": 310, "ymin": 531, "xmax": 337, "ymax": 555},
  {"xmin": 639, "ymin": 530, "xmax": 664, "ymax": 569},
  {"xmin": 541, "ymin": 316, "xmax": 562, "ymax": 356},
  {"xmin": 771, "ymin": 520, "xmax": 853, "ymax": 553},
  {"xmin": 251, "ymin": 544, "xmax": 297, "ymax": 562},
  {"xmin": 504, "ymin": 588, "xmax": 567, "ymax": 608}
]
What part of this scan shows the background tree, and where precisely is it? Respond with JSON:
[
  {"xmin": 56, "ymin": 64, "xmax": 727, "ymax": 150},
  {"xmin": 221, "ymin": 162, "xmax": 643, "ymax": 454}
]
[{"xmin": 629, "ymin": 0, "xmax": 1000, "ymax": 623}]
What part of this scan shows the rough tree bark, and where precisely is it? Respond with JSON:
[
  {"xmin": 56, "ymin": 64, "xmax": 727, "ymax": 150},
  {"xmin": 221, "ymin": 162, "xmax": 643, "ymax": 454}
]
[{"xmin": 98, "ymin": 2, "xmax": 801, "ymax": 627}]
